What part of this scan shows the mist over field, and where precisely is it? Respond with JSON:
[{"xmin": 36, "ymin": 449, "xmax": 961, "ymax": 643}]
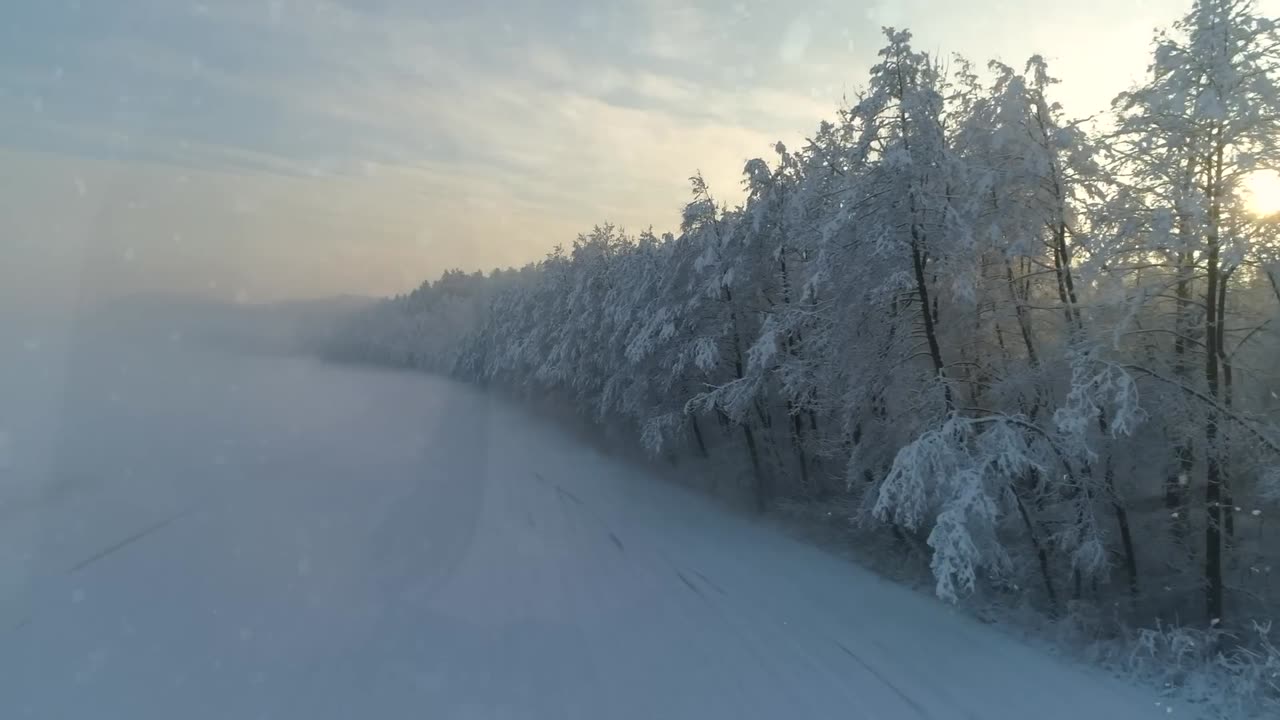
[{"xmin": 0, "ymin": 294, "xmax": 1179, "ymax": 720}]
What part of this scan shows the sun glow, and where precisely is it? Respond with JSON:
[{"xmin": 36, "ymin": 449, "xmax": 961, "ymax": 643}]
[{"xmin": 1243, "ymin": 170, "xmax": 1280, "ymax": 217}]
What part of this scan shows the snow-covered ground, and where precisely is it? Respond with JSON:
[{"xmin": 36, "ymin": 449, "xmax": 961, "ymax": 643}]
[{"xmin": 0, "ymin": 320, "xmax": 1177, "ymax": 719}]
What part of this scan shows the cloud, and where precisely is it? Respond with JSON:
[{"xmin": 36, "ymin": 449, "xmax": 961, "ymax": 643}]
[
  {"xmin": 141, "ymin": 3, "xmax": 826, "ymax": 205},
  {"xmin": 637, "ymin": 1, "xmax": 714, "ymax": 62},
  {"xmin": 1, "ymin": 0, "xmax": 860, "ymax": 307}
]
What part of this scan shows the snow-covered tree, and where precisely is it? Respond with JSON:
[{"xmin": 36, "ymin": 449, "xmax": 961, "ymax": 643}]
[{"xmin": 326, "ymin": 1, "xmax": 1280, "ymax": 636}]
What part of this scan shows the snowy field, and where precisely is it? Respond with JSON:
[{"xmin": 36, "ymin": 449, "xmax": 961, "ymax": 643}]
[{"xmin": 0, "ymin": 317, "xmax": 1178, "ymax": 719}]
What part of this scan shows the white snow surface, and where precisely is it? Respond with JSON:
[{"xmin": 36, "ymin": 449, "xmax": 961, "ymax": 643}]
[{"xmin": 0, "ymin": 322, "xmax": 1177, "ymax": 719}]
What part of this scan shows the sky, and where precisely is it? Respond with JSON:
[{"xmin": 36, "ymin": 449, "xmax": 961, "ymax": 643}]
[{"xmin": 2, "ymin": 0, "xmax": 1273, "ymax": 305}]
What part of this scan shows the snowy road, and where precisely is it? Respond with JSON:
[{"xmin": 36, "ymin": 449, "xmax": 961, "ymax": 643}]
[{"xmin": 0, "ymin": 335, "xmax": 1173, "ymax": 719}]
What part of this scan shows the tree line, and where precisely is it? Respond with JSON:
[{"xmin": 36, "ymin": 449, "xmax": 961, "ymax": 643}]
[{"xmin": 326, "ymin": 0, "xmax": 1280, "ymax": 631}]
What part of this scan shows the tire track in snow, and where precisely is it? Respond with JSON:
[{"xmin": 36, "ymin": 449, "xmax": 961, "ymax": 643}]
[
  {"xmin": 692, "ymin": 569, "xmax": 728, "ymax": 596},
  {"xmin": 833, "ymin": 639, "xmax": 933, "ymax": 719},
  {"xmin": 68, "ymin": 506, "xmax": 199, "ymax": 573},
  {"xmin": 3, "ymin": 617, "xmax": 30, "ymax": 638},
  {"xmin": 675, "ymin": 570, "xmax": 705, "ymax": 598},
  {"xmin": 554, "ymin": 484, "xmax": 582, "ymax": 506},
  {"xmin": 532, "ymin": 471, "xmax": 626, "ymax": 556}
]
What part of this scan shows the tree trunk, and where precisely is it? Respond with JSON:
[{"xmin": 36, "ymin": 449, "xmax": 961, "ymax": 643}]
[
  {"xmin": 743, "ymin": 422, "xmax": 767, "ymax": 512},
  {"xmin": 1203, "ymin": 136, "xmax": 1225, "ymax": 626},
  {"xmin": 1217, "ymin": 269, "xmax": 1236, "ymax": 547},
  {"xmin": 1014, "ymin": 486, "xmax": 1059, "ymax": 616},
  {"xmin": 1087, "ymin": 408, "xmax": 1140, "ymax": 600},
  {"xmin": 1168, "ymin": 152, "xmax": 1198, "ymax": 546},
  {"xmin": 1108, "ymin": 452, "xmax": 1140, "ymax": 598},
  {"xmin": 789, "ymin": 404, "xmax": 812, "ymax": 495},
  {"xmin": 896, "ymin": 72, "xmax": 951, "ymax": 412},
  {"xmin": 1006, "ymin": 261, "xmax": 1041, "ymax": 368},
  {"xmin": 690, "ymin": 415, "xmax": 709, "ymax": 458},
  {"xmin": 909, "ymin": 233, "xmax": 952, "ymax": 410},
  {"xmin": 726, "ymin": 286, "xmax": 770, "ymax": 510}
]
